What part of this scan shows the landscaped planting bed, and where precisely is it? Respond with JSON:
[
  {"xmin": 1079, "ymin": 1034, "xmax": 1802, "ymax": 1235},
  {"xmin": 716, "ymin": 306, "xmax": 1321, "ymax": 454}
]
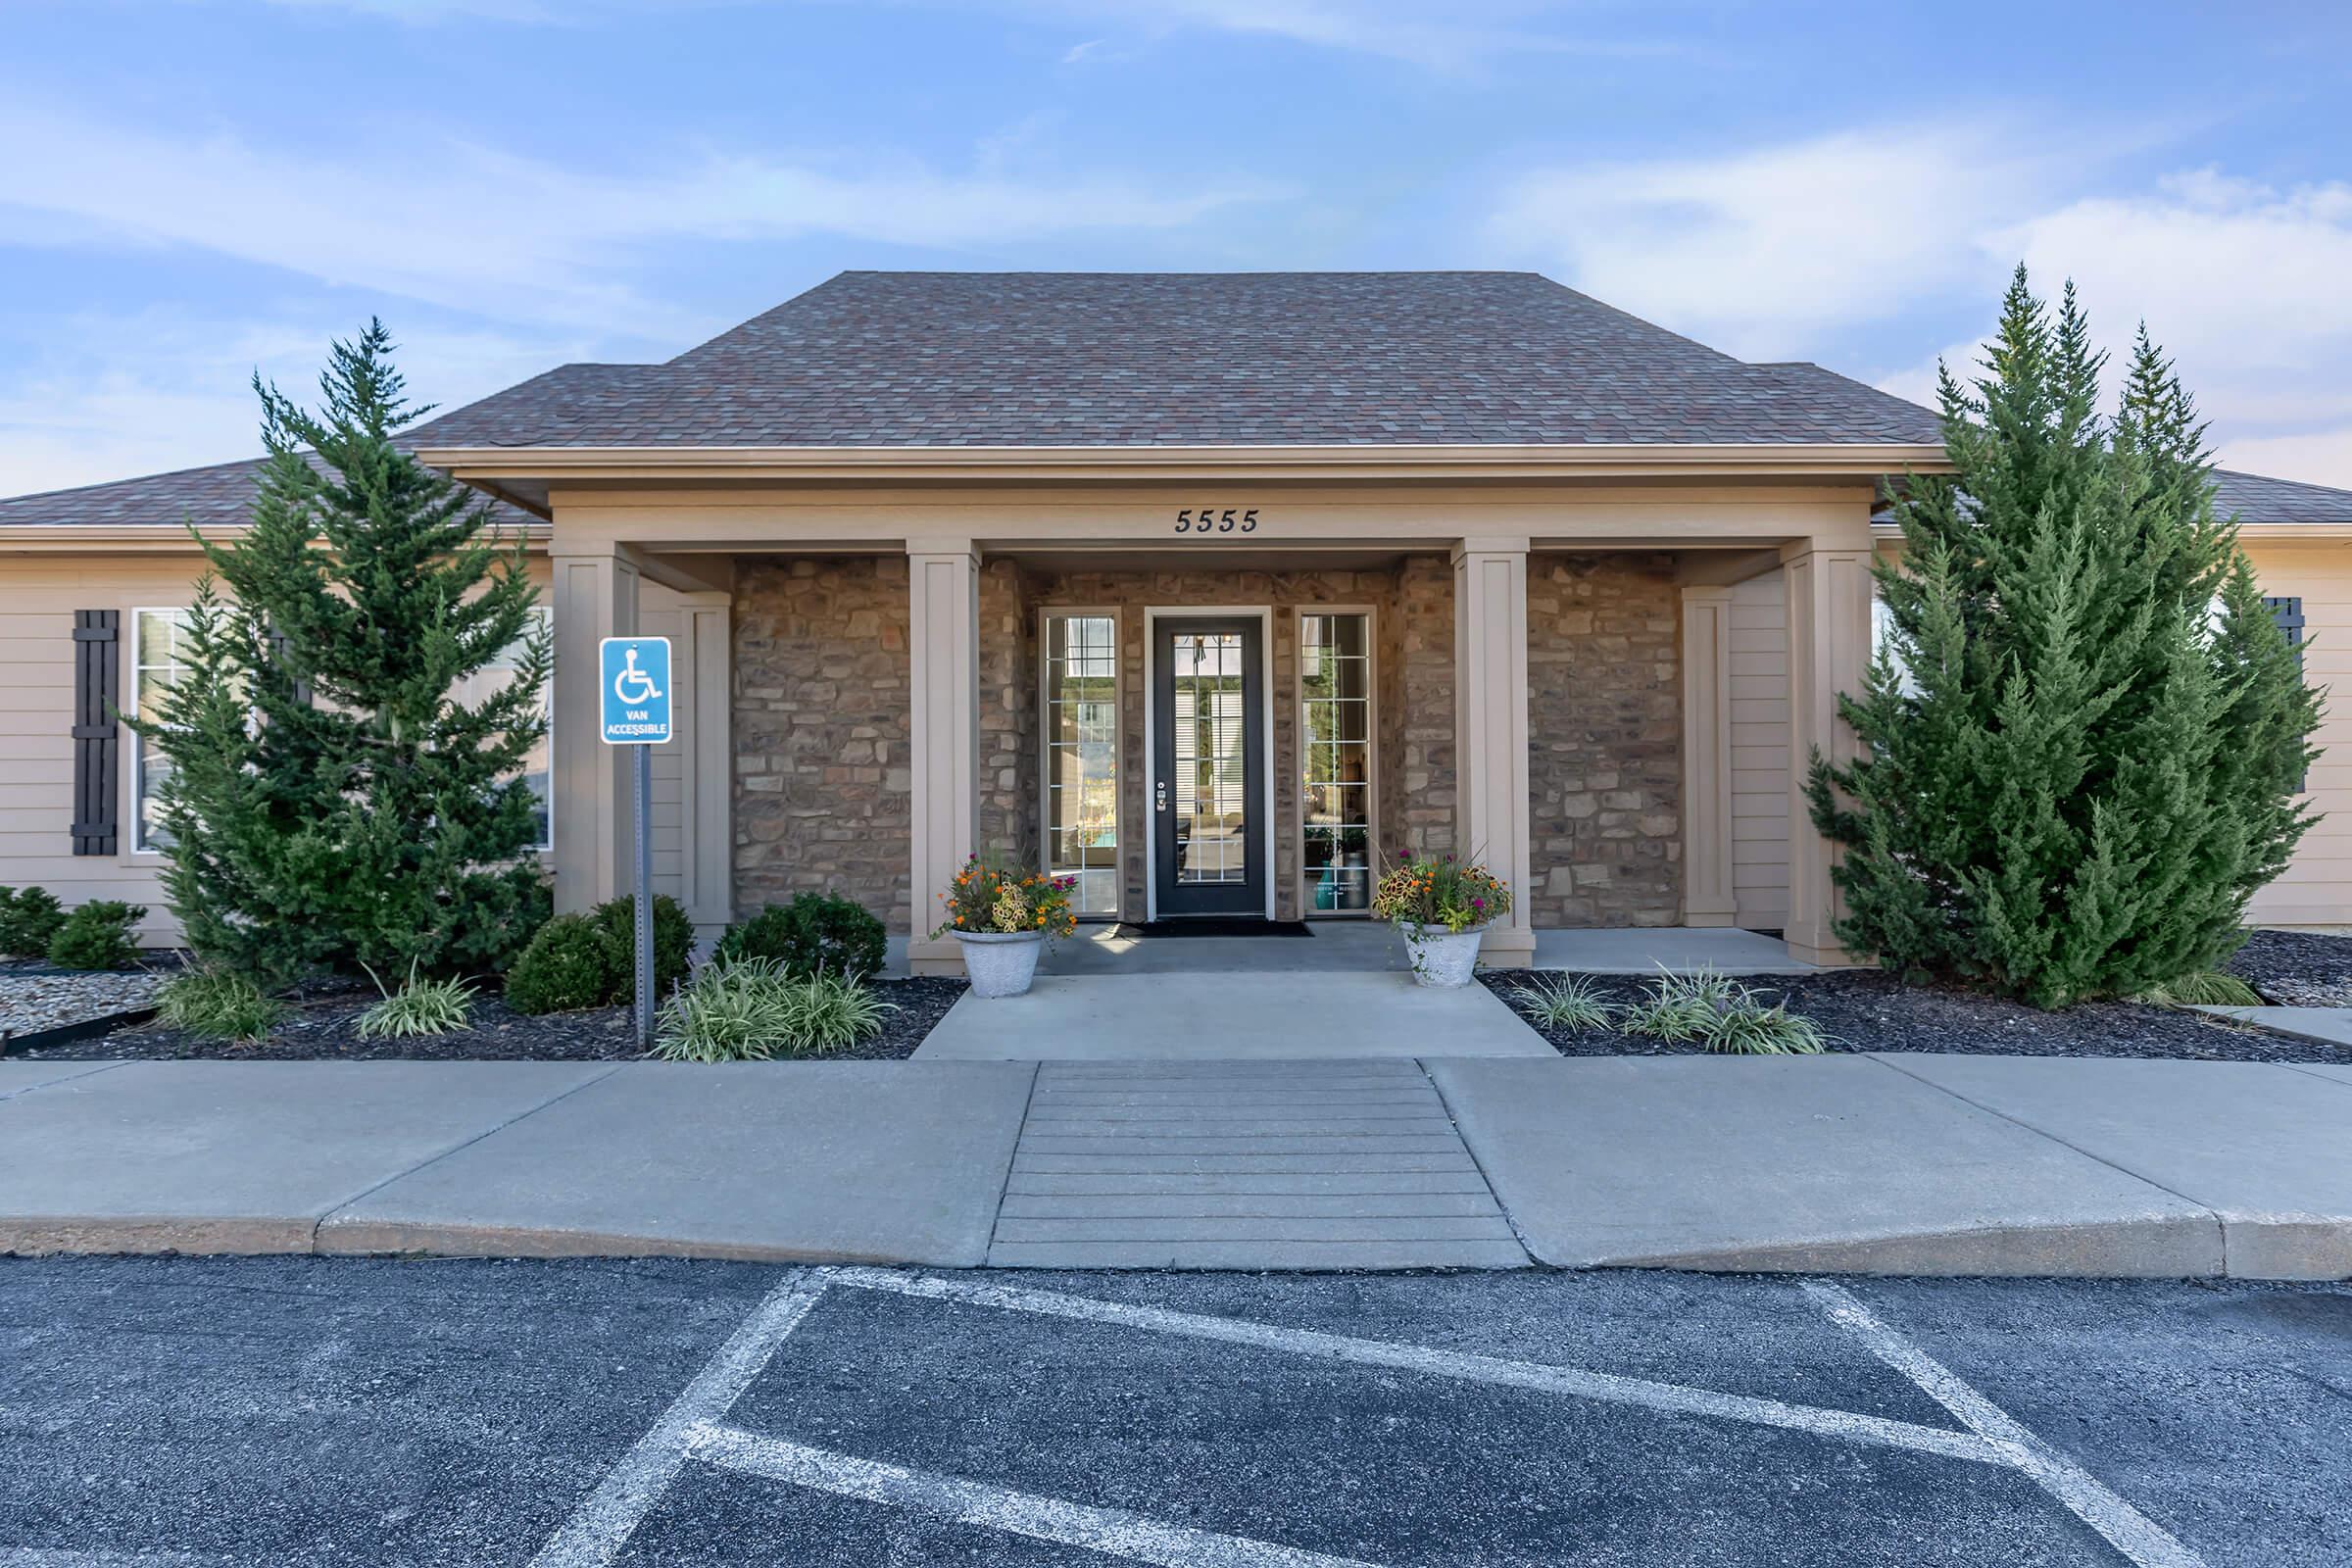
[
  {"xmin": 0, "ymin": 957, "xmax": 179, "ymax": 1047},
  {"xmin": 1486, "ymin": 929, "xmax": 2352, "ymax": 1063},
  {"xmin": 10, "ymin": 976, "xmax": 967, "ymax": 1063}
]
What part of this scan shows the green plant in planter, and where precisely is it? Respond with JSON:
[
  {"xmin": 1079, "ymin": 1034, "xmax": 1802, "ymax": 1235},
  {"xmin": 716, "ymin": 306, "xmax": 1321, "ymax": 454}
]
[
  {"xmin": 715, "ymin": 892, "xmax": 886, "ymax": 978},
  {"xmin": 46, "ymin": 901, "xmax": 145, "ymax": 971},
  {"xmin": 0, "ymin": 886, "xmax": 68, "ymax": 958},
  {"xmin": 157, "ymin": 968, "xmax": 284, "ymax": 1042}
]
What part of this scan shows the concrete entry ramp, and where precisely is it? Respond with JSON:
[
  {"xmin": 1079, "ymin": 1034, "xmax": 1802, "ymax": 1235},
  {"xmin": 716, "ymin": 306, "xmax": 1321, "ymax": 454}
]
[
  {"xmin": 912, "ymin": 971, "xmax": 1554, "ymax": 1060},
  {"xmin": 986, "ymin": 1058, "xmax": 1532, "ymax": 1269},
  {"xmin": 1429, "ymin": 1054, "xmax": 2230, "ymax": 1276}
]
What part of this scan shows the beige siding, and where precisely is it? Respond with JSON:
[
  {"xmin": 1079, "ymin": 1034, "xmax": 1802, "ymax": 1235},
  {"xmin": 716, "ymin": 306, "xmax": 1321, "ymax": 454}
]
[
  {"xmin": 0, "ymin": 551, "xmax": 565, "ymax": 949},
  {"xmin": 1727, "ymin": 568, "xmax": 1791, "ymax": 928},
  {"xmin": 2244, "ymin": 543, "xmax": 2351, "ymax": 929}
]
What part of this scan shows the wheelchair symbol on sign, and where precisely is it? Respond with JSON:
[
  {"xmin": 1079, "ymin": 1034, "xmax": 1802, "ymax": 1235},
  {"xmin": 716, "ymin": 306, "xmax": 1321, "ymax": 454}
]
[{"xmin": 612, "ymin": 648, "xmax": 663, "ymax": 706}]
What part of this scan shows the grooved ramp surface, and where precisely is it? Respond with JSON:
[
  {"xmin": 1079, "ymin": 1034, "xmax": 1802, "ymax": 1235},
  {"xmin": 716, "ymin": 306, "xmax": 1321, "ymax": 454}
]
[{"xmin": 986, "ymin": 1059, "xmax": 1530, "ymax": 1269}]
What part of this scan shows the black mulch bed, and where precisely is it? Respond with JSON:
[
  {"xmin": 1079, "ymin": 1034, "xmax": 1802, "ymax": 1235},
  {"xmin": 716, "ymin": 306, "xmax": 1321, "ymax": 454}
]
[
  {"xmin": 2225, "ymin": 928, "xmax": 2352, "ymax": 1004},
  {"xmin": 14, "ymin": 977, "xmax": 968, "ymax": 1063},
  {"xmin": 1483, "ymin": 959, "xmax": 2352, "ymax": 1063}
]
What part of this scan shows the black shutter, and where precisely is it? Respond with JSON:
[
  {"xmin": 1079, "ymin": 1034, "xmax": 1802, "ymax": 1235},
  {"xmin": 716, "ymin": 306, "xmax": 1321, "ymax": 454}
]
[
  {"xmin": 2265, "ymin": 595, "xmax": 2305, "ymax": 657},
  {"xmin": 71, "ymin": 610, "xmax": 121, "ymax": 856}
]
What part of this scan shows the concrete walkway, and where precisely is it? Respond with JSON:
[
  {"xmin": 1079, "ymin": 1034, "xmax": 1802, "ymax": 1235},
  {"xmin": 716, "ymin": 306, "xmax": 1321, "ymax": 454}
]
[
  {"xmin": 912, "ymin": 971, "xmax": 1552, "ymax": 1060},
  {"xmin": 2, "ymin": 1053, "xmax": 2347, "ymax": 1278}
]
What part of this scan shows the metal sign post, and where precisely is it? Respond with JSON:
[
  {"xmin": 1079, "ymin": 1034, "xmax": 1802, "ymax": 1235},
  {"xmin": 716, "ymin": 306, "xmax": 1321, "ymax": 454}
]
[{"xmin": 599, "ymin": 636, "xmax": 674, "ymax": 1051}]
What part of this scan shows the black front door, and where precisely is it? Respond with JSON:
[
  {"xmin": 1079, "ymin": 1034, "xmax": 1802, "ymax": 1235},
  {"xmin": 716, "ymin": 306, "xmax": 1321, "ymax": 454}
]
[{"xmin": 1152, "ymin": 616, "xmax": 1266, "ymax": 917}]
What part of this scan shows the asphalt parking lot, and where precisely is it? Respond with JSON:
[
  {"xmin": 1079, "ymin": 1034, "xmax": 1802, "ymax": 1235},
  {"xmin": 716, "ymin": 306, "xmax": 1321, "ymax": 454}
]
[{"xmin": 1, "ymin": 1257, "xmax": 2345, "ymax": 1566}]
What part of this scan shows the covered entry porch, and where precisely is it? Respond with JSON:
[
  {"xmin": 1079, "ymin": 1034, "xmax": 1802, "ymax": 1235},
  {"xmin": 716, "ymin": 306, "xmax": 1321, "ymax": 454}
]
[{"xmin": 481, "ymin": 456, "xmax": 1890, "ymax": 978}]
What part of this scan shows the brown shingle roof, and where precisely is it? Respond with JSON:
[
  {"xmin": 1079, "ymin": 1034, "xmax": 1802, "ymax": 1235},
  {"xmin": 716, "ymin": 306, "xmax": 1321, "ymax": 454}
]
[
  {"xmin": 0, "ymin": 455, "xmax": 542, "ymax": 530},
  {"xmin": 406, "ymin": 270, "xmax": 1946, "ymax": 450}
]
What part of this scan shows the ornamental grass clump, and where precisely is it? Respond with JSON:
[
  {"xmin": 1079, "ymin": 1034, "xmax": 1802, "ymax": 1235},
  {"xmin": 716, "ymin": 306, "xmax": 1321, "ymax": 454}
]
[
  {"xmin": 932, "ymin": 857, "xmax": 1079, "ymax": 940},
  {"xmin": 157, "ymin": 968, "xmax": 284, "ymax": 1043},
  {"xmin": 652, "ymin": 957, "xmax": 895, "ymax": 1062},
  {"xmin": 1370, "ymin": 854, "xmax": 1511, "ymax": 934},
  {"xmin": 356, "ymin": 960, "xmax": 477, "ymax": 1039},
  {"xmin": 1619, "ymin": 965, "xmax": 1828, "ymax": 1055},
  {"xmin": 1509, "ymin": 974, "xmax": 1619, "ymax": 1033}
]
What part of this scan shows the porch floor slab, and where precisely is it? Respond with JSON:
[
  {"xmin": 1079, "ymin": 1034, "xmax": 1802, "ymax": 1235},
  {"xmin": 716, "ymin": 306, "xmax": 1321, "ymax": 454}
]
[
  {"xmin": 1529, "ymin": 926, "xmax": 1815, "ymax": 973},
  {"xmin": 910, "ymin": 972, "xmax": 1554, "ymax": 1061}
]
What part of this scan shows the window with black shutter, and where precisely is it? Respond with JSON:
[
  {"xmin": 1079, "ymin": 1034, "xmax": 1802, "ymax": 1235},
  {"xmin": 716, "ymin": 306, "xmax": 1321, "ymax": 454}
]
[{"xmin": 71, "ymin": 610, "xmax": 121, "ymax": 856}]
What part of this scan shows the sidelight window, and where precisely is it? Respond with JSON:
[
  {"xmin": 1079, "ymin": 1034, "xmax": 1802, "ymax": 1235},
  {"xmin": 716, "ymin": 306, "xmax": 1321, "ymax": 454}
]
[
  {"xmin": 1043, "ymin": 612, "xmax": 1120, "ymax": 916},
  {"xmin": 1299, "ymin": 612, "xmax": 1373, "ymax": 912}
]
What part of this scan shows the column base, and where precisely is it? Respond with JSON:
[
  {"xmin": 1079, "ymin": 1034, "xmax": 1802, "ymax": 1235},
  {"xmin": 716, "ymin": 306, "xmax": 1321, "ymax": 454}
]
[
  {"xmin": 1783, "ymin": 932, "xmax": 1862, "ymax": 968},
  {"xmin": 1683, "ymin": 899, "xmax": 1739, "ymax": 930},
  {"xmin": 907, "ymin": 936, "xmax": 967, "ymax": 979},
  {"xmin": 1480, "ymin": 924, "xmax": 1537, "ymax": 965}
]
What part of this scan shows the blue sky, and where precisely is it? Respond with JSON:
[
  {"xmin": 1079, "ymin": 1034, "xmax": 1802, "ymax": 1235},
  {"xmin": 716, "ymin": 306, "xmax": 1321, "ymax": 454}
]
[{"xmin": 6, "ymin": 0, "xmax": 2352, "ymax": 494}]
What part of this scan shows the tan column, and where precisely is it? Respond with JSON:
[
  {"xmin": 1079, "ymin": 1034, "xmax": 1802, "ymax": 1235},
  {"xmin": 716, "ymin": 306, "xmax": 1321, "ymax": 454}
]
[
  {"xmin": 1782, "ymin": 545, "xmax": 1874, "ymax": 966},
  {"xmin": 906, "ymin": 542, "xmax": 981, "ymax": 976},
  {"xmin": 1453, "ymin": 537, "xmax": 1536, "ymax": 964},
  {"xmin": 549, "ymin": 543, "xmax": 641, "ymax": 913},
  {"xmin": 1679, "ymin": 585, "xmax": 1738, "ymax": 927},
  {"xmin": 672, "ymin": 591, "xmax": 734, "ymax": 929}
]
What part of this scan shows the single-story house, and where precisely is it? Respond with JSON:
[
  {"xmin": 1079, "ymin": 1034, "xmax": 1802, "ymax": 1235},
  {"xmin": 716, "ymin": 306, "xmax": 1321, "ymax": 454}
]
[{"xmin": 4, "ymin": 270, "xmax": 2349, "ymax": 972}]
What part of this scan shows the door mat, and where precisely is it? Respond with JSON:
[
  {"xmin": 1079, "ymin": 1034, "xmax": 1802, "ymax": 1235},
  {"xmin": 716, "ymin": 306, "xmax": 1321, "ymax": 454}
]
[{"xmin": 1113, "ymin": 919, "xmax": 1314, "ymax": 939}]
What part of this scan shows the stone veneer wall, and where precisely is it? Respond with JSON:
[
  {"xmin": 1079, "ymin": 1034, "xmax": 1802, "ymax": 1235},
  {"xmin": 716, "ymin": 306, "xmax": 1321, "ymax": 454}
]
[
  {"xmin": 1526, "ymin": 552, "xmax": 1682, "ymax": 927},
  {"xmin": 977, "ymin": 560, "xmax": 1039, "ymax": 871},
  {"xmin": 732, "ymin": 556, "xmax": 913, "ymax": 932},
  {"xmin": 1383, "ymin": 554, "xmax": 1456, "ymax": 863}
]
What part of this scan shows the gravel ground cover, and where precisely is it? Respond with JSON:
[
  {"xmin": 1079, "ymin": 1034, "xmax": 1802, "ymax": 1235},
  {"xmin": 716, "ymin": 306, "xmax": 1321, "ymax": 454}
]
[
  {"xmin": 2225, "ymin": 928, "xmax": 2352, "ymax": 1004},
  {"xmin": 1487, "ymin": 942, "xmax": 2352, "ymax": 1064},
  {"xmin": 10, "ymin": 976, "xmax": 966, "ymax": 1062},
  {"xmin": 0, "ymin": 958, "xmax": 178, "ymax": 1043}
]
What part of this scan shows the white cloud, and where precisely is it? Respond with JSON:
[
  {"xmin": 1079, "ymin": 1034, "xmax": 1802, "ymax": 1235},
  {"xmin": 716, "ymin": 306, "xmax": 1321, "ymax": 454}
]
[
  {"xmin": 1487, "ymin": 122, "xmax": 2050, "ymax": 357},
  {"xmin": 1866, "ymin": 171, "xmax": 2352, "ymax": 488},
  {"xmin": 1022, "ymin": 0, "xmax": 1671, "ymax": 72},
  {"xmin": 0, "ymin": 98, "xmax": 1283, "ymax": 333},
  {"xmin": 0, "ymin": 311, "xmax": 588, "ymax": 496}
]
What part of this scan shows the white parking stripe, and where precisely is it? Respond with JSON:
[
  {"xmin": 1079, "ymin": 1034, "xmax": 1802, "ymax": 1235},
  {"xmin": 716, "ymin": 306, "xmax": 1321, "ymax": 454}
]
[
  {"xmin": 827, "ymin": 1267, "xmax": 2001, "ymax": 1465},
  {"xmin": 691, "ymin": 1424, "xmax": 1387, "ymax": 1568},
  {"xmin": 1803, "ymin": 1282, "xmax": 2208, "ymax": 1568},
  {"xmin": 528, "ymin": 1270, "xmax": 829, "ymax": 1568}
]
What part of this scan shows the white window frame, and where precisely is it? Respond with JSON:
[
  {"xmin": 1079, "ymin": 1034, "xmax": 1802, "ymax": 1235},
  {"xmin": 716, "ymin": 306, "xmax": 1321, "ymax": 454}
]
[
  {"xmin": 128, "ymin": 606, "xmax": 192, "ymax": 855},
  {"xmin": 1294, "ymin": 604, "xmax": 1380, "ymax": 919},
  {"xmin": 1036, "ymin": 607, "xmax": 1122, "ymax": 921}
]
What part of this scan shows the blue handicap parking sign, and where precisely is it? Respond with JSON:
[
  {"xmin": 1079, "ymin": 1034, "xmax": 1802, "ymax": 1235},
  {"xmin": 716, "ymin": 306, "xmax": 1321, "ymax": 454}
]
[{"xmin": 600, "ymin": 637, "xmax": 673, "ymax": 745}]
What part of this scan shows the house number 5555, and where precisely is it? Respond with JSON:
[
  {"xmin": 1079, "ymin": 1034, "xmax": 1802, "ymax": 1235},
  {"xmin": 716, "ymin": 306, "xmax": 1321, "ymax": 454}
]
[{"xmin": 1174, "ymin": 508, "xmax": 1258, "ymax": 534}]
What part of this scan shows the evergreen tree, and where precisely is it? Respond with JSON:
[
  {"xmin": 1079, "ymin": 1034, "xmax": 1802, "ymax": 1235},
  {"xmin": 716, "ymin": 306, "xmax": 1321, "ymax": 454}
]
[
  {"xmin": 131, "ymin": 322, "xmax": 551, "ymax": 985},
  {"xmin": 1809, "ymin": 269, "xmax": 2321, "ymax": 1007}
]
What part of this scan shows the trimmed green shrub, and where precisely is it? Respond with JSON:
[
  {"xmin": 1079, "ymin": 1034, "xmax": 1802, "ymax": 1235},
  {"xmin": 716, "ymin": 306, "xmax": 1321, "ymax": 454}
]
[
  {"xmin": 652, "ymin": 957, "xmax": 895, "ymax": 1062},
  {"xmin": 157, "ymin": 969, "xmax": 284, "ymax": 1042},
  {"xmin": 714, "ymin": 892, "xmax": 887, "ymax": 979},
  {"xmin": 0, "ymin": 886, "xmax": 67, "ymax": 958},
  {"xmin": 505, "ymin": 914, "xmax": 616, "ymax": 1014},
  {"xmin": 358, "ymin": 961, "xmax": 478, "ymax": 1038},
  {"xmin": 1810, "ymin": 270, "xmax": 2322, "ymax": 1007},
  {"xmin": 590, "ymin": 894, "xmax": 692, "ymax": 1001},
  {"xmin": 46, "ymin": 901, "xmax": 145, "ymax": 971}
]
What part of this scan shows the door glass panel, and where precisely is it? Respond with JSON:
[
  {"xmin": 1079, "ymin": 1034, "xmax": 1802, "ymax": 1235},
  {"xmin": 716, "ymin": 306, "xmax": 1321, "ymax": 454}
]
[
  {"xmin": 1171, "ymin": 631, "xmax": 1249, "ymax": 885},
  {"xmin": 1044, "ymin": 614, "xmax": 1119, "ymax": 915},
  {"xmin": 1300, "ymin": 613, "xmax": 1373, "ymax": 911}
]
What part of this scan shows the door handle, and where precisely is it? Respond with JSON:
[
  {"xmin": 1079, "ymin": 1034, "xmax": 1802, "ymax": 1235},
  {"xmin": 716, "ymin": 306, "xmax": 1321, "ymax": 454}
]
[{"xmin": 1154, "ymin": 780, "xmax": 1168, "ymax": 812}]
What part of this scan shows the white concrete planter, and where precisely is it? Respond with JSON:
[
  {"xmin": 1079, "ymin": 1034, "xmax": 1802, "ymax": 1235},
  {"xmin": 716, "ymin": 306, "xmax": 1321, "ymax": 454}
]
[
  {"xmin": 955, "ymin": 930, "xmax": 1046, "ymax": 998},
  {"xmin": 1399, "ymin": 921, "xmax": 1489, "ymax": 989}
]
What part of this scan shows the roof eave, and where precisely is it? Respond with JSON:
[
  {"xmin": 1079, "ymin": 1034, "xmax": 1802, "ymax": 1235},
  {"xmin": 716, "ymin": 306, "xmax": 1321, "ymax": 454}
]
[
  {"xmin": 0, "ymin": 521, "xmax": 553, "ymax": 553},
  {"xmin": 416, "ymin": 440, "xmax": 1952, "ymax": 485}
]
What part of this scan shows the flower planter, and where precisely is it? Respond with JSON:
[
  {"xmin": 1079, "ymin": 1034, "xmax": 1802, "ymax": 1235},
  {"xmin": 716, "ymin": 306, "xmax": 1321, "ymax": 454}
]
[
  {"xmin": 955, "ymin": 929, "xmax": 1046, "ymax": 999},
  {"xmin": 1400, "ymin": 921, "xmax": 1489, "ymax": 989}
]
